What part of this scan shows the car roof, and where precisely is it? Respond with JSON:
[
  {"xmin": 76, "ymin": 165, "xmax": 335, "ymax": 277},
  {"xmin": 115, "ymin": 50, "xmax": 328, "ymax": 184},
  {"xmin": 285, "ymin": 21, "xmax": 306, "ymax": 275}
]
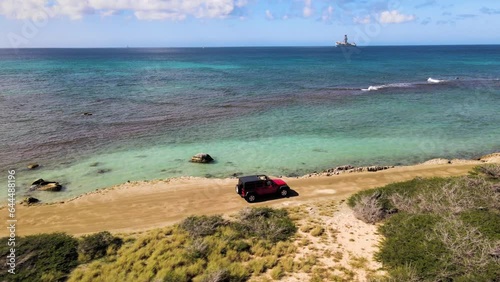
[{"xmin": 239, "ymin": 175, "xmax": 267, "ymax": 183}]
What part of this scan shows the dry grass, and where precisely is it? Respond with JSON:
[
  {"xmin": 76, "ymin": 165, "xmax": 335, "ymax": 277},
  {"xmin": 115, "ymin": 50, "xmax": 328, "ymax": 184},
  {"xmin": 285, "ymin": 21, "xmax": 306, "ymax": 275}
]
[
  {"xmin": 431, "ymin": 215, "xmax": 497, "ymax": 279},
  {"xmin": 352, "ymin": 193, "xmax": 386, "ymax": 224},
  {"xmin": 310, "ymin": 226, "xmax": 325, "ymax": 237}
]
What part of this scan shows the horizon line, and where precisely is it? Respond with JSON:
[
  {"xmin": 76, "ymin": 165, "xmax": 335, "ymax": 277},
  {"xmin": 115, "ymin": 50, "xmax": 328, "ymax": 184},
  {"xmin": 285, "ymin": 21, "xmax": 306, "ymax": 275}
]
[{"xmin": 1, "ymin": 43, "xmax": 500, "ymax": 49}]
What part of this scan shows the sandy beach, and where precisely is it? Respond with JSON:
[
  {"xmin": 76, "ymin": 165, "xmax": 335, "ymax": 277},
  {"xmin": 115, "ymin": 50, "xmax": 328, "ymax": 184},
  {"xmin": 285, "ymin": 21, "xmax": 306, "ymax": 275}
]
[{"xmin": 2, "ymin": 153, "xmax": 498, "ymax": 237}]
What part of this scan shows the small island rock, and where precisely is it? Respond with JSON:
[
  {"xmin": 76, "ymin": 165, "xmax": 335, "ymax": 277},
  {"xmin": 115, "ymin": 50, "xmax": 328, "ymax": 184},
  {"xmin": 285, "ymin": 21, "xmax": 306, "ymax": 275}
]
[
  {"xmin": 27, "ymin": 163, "xmax": 39, "ymax": 169},
  {"xmin": 23, "ymin": 197, "xmax": 40, "ymax": 205},
  {"xmin": 190, "ymin": 153, "xmax": 214, "ymax": 164},
  {"xmin": 30, "ymin": 178, "xmax": 62, "ymax": 192}
]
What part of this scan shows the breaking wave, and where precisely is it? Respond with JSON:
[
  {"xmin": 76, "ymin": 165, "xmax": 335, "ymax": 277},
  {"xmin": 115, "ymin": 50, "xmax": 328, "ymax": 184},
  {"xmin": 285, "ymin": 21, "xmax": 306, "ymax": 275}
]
[
  {"xmin": 361, "ymin": 82, "xmax": 414, "ymax": 91},
  {"xmin": 361, "ymin": 77, "xmax": 456, "ymax": 91},
  {"xmin": 427, "ymin": 77, "xmax": 446, "ymax": 84}
]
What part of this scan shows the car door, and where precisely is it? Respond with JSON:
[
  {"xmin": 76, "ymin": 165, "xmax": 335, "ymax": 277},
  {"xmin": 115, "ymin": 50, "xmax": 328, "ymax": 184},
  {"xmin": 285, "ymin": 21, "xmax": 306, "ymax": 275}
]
[
  {"xmin": 254, "ymin": 180, "xmax": 266, "ymax": 195},
  {"xmin": 259, "ymin": 179, "xmax": 277, "ymax": 195},
  {"xmin": 266, "ymin": 179, "xmax": 279, "ymax": 194}
]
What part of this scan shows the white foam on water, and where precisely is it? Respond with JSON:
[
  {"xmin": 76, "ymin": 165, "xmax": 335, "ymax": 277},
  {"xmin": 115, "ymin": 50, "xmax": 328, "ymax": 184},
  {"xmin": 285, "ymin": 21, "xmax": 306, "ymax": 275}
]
[{"xmin": 427, "ymin": 77, "xmax": 445, "ymax": 84}]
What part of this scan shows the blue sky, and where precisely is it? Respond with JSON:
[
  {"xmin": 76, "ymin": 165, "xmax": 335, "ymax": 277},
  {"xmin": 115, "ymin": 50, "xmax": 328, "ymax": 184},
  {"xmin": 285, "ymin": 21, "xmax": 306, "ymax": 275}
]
[{"xmin": 0, "ymin": 0, "xmax": 499, "ymax": 48}]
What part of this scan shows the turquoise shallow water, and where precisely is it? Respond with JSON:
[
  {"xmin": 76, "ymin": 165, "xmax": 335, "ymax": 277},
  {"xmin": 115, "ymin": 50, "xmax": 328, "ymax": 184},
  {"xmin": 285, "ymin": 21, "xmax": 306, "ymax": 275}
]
[{"xmin": 0, "ymin": 46, "xmax": 499, "ymax": 202}]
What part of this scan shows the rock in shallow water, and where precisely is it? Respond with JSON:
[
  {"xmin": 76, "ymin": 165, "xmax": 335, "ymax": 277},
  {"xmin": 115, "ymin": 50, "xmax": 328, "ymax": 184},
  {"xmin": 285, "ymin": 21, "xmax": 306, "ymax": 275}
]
[
  {"xmin": 190, "ymin": 153, "xmax": 214, "ymax": 163},
  {"xmin": 27, "ymin": 163, "xmax": 39, "ymax": 169},
  {"xmin": 30, "ymin": 178, "xmax": 62, "ymax": 192},
  {"xmin": 22, "ymin": 197, "xmax": 40, "ymax": 205}
]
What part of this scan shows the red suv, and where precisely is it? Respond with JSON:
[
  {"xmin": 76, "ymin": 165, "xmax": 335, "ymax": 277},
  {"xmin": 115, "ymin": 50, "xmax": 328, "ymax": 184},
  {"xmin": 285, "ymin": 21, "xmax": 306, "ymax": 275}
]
[{"xmin": 235, "ymin": 175, "xmax": 290, "ymax": 203}]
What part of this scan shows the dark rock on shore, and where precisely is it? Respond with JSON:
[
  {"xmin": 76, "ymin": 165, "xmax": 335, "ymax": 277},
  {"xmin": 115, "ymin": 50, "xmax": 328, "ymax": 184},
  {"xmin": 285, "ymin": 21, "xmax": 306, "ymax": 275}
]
[
  {"xmin": 30, "ymin": 179, "xmax": 62, "ymax": 192},
  {"xmin": 22, "ymin": 197, "xmax": 40, "ymax": 205},
  {"xmin": 367, "ymin": 166, "xmax": 392, "ymax": 172},
  {"xmin": 306, "ymin": 164, "xmax": 396, "ymax": 178},
  {"xmin": 190, "ymin": 153, "xmax": 214, "ymax": 163}
]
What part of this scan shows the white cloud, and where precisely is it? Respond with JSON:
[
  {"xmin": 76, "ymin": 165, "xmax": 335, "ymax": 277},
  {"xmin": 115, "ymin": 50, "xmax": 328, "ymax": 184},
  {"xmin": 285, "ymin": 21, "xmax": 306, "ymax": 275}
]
[
  {"xmin": 0, "ymin": 0, "xmax": 242, "ymax": 21},
  {"xmin": 353, "ymin": 15, "xmax": 371, "ymax": 24},
  {"xmin": 100, "ymin": 10, "xmax": 120, "ymax": 18},
  {"xmin": 303, "ymin": 0, "xmax": 313, "ymax": 17},
  {"xmin": 265, "ymin": 9, "xmax": 274, "ymax": 20},
  {"xmin": 0, "ymin": 0, "xmax": 54, "ymax": 20},
  {"xmin": 321, "ymin": 5, "xmax": 333, "ymax": 22},
  {"xmin": 235, "ymin": 0, "xmax": 248, "ymax": 8},
  {"xmin": 378, "ymin": 10, "xmax": 416, "ymax": 24}
]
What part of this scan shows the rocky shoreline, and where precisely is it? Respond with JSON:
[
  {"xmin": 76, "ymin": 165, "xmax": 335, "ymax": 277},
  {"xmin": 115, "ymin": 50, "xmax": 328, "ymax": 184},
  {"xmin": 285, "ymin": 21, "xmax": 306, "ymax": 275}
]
[{"xmin": 13, "ymin": 152, "xmax": 500, "ymax": 207}]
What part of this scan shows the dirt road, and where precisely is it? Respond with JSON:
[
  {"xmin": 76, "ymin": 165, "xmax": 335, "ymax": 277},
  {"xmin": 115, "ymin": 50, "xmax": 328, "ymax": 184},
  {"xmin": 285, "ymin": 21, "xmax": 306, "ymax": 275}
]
[{"xmin": 0, "ymin": 163, "xmax": 483, "ymax": 236}]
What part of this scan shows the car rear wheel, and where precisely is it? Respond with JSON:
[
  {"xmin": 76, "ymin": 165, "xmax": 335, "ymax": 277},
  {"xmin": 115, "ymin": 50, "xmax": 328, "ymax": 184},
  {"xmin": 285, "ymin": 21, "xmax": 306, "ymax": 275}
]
[{"xmin": 246, "ymin": 193, "xmax": 257, "ymax": 203}]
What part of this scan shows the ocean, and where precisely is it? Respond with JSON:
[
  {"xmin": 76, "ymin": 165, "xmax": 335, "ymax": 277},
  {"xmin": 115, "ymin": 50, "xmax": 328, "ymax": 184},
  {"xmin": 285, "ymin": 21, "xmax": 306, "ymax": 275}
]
[{"xmin": 1, "ymin": 46, "xmax": 499, "ymax": 203}]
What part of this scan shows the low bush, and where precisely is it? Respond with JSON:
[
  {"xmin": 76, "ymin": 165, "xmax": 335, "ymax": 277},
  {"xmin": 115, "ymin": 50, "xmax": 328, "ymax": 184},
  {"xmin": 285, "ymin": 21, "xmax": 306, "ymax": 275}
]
[
  {"xmin": 351, "ymin": 166, "xmax": 500, "ymax": 282},
  {"xmin": 78, "ymin": 231, "xmax": 123, "ymax": 262},
  {"xmin": 460, "ymin": 210, "xmax": 500, "ymax": 240},
  {"xmin": 236, "ymin": 207, "xmax": 296, "ymax": 242},
  {"xmin": 197, "ymin": 268, "xmax": 230, "ymax": 282},
  {"xmin": 310, "ymin": 226, "xmax": 325, "ymax": 237},
  {"xmin": 351, "ymin": 192, "xmax": 386, "ymax": 224},
  {"xmin": 347, "ymin": 177, "xmax": 450, "ymax": 211},
  {"xmin": 0, "ymin": 233, "xmax": 78, "ymax": 282},
  {"xmin": 69, "ymin": 207, "xmax": 296, "ymax": 281},
  {"xmin": 470, "ymin": 164, "xmax": 500, "ymax": 180},
  {"xmin": 180, "ymin": 215, "xmax": 227, "ymax": 237},
  {"xmin": 186, "ymin": 238, "xmax": 209, "ymax": 260},
  {"xmin": 376, "ymin": 213, "xmax": 446, "ymax": 280},
  {"xmin": 270, "ymin": 265, "xmax": 284, "ymax": 280}
]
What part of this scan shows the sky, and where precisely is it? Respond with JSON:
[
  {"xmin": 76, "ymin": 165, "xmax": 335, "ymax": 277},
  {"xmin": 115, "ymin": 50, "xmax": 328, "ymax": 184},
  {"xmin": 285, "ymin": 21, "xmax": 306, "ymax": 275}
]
[{"xmin": 0, "ymin": 0, "xmax": 499, "ymax": 48}]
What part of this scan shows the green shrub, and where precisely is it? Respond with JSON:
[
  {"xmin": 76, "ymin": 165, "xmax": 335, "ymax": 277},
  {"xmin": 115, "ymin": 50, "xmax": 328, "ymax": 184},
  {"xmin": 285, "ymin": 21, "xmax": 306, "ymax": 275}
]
[
  {"xmin": 68, "ymin": 207, "xmax": 295, "ymax": 281},
  {"xmin": 469, "ymin": 164, "xmax": 500, "ymax": 180},
  {"xmin": 163, "ymin": 267, "xmax": 190, "ymax": 282},
  {"xmin": 460, "ymin": 210, "xmax": 500, "ymax": 240},
  {"xmin": 78, "ymin": 231, "xmax": 123, "ymax": 262},
  {"xmin": 384, "ymin": 264, "xmax": 420, "ymax": 282},
  {"xmin": 180, "ymin": 215, "xmax": 227, "ymax": 237},
  {"xmin": 198, "ymin": 268, "xmax": 230, "ymax": 282},
  {"xmin": 368, "ymin": 172, "xmax": 500, "ymax": 282},
  {"xmin": 310, "ymin": 226, "xmax": 325, "ymax": 237},
  {"xmin": 236, "ymin": 207, "xmax": 296, "ymax": 242},
  {"xmin": 376, "ymin": 213, "xmax": 447, "ymax": 280},
  {"xmin": 270, "ymin": 265, "xmax": 284, "ymax": 280},
  {"xmin": 228, "ymin": 240, "xmax": 251, "ymax": 252},
  {"xmin": 186, "ymin": 238, "xmax": 209, "ymax": 260},
  {"xmin": 0, "ymin": 233, "xmax": 78, "ymax": 282},
  {"xmin": 348, "ymin": 177, "xmax": 450, "ymax": 210}
]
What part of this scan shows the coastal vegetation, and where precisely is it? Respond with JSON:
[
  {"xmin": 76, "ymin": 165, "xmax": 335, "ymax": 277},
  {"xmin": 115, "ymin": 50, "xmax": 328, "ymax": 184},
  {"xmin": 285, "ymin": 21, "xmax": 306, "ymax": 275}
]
[
  {"xmin": 0, "ymin": 233, "xmax": 79, "ymax": 281},
  {"xmin": 1, "ymin": 164, "xmax": 498, "ymax": 281},
  {"xmin": 348, "ymin": 164, "xmax": 500, "ymax": 281},
  {"xmin": 68, "ymin": 207, "xmax": 297, "ymax": 281}
]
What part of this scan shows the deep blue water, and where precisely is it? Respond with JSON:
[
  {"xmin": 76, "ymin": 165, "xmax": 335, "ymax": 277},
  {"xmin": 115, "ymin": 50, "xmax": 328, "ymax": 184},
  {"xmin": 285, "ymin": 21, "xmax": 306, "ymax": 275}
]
[{"xmin": 0, "ymin": 46, "xmax": 499, "ymax": 202}]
